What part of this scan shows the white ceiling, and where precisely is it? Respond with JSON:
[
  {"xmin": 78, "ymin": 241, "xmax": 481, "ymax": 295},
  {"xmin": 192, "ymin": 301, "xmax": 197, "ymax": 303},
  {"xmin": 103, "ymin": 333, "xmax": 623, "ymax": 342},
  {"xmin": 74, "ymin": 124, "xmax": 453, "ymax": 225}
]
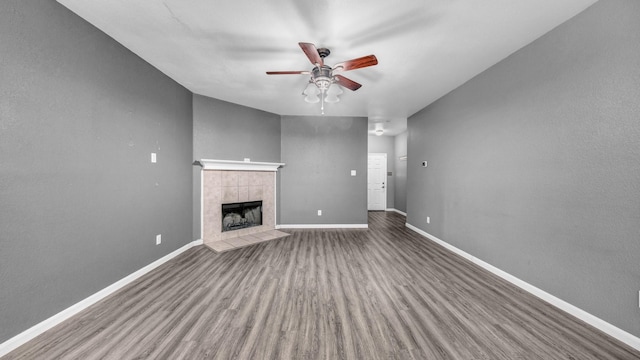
[{"xmin": 57, "ymin": 0, "xmax": 596, "ymax": 136}]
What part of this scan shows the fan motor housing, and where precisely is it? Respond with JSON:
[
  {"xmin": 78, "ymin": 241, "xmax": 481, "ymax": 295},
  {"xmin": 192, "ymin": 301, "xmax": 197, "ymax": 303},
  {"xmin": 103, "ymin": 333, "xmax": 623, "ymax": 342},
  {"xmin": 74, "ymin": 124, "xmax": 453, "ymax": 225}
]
[{"xmin": 311, "ymin": 65, "xmax": 333, "ymax": 90}]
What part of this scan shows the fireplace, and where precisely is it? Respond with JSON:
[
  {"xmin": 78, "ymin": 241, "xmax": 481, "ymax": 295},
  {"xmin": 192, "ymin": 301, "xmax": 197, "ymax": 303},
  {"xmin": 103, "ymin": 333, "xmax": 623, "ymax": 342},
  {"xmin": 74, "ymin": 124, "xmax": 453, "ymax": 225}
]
[
  {"xmin": 222, "ymin": 201, "xmax": 262, "ymax": 232},
  {"xmin": 198, "ymin": 159, "xmax": 284, "ymax": 246}
]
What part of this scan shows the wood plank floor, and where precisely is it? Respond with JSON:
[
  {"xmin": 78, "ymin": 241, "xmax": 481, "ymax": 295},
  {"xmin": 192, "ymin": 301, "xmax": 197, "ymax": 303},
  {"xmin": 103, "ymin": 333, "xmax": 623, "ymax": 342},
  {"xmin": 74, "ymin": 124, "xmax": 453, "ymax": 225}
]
[{"xmin": 5, "ymin": 211, "xmax": 640, "ymax": 359}]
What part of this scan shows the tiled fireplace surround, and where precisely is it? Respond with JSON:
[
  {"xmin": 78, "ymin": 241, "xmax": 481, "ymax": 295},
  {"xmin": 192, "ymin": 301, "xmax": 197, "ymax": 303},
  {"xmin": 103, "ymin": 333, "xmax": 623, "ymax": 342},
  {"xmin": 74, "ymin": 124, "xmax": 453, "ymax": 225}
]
[{"xmin": 200, "ymin": 160, "xmax": 286, "ymax": 252}]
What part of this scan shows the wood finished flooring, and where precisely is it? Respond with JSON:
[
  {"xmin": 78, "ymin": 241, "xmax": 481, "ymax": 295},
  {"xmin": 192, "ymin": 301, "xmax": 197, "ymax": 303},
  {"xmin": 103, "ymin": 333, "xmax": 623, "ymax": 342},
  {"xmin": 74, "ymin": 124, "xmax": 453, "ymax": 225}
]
[{"xmin": 4, "ymin": 211, "xmax": 640, "ymax": 359}]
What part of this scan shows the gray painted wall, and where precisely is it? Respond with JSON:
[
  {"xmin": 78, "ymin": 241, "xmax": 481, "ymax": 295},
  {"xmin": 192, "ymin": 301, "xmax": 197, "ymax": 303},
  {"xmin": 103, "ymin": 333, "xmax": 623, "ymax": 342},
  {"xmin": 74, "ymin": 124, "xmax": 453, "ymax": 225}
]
[
  {"xmin": 280, "ymin": 116, "xmax": 368, "ymax": 225},
  {"xmin": 0, "ymin": 0, "xmax": 193, "ymax": 343},
  {"xmin": 367, "ymin": 135, "xmax": 395, "ymax": 209},
  {"xmin": 407, "ymin": 0, "xmax": 640, "ymax": 337},
  {"xmin": 393, "ymin": 131, "xmax": 408, "ymax": 213},
  {"xmin": 192, "ymin": 95, "xmax": 281, "ymax": 238}
]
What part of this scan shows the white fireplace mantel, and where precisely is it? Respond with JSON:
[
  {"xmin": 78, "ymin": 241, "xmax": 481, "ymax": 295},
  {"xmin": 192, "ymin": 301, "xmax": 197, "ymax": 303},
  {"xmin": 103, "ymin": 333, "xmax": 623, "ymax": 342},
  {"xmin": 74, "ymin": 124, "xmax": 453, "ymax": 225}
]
[{"xmin": 197, "ymin": 159, "xmax": 285, "ymax": 172}]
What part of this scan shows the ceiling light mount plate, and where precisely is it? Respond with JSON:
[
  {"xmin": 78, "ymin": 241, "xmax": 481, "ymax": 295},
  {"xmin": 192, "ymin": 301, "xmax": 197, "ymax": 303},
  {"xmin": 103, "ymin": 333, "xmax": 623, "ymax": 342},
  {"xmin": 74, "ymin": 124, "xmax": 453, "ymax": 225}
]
[{"xmin": 317, "ymin": 48, "xmax": 331, "ymax": 59}]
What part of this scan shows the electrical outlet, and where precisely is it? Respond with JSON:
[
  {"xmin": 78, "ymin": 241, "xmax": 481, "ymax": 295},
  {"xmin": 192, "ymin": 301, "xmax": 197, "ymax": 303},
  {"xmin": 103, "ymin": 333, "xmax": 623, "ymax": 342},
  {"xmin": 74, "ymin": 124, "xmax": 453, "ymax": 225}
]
[
  {"xmin": 156, "ymin": 234, "xmax": 161, "ymax": 245},
  {"xmin": 351, "ymin": 170, "xmax": 356, "ymax": 176},
  {"xmin": 638, "ymin": 290, "xmax": 640, "ymax": 308},
  {"xmin": 244, "ymin": 158, "xmax": 251, "ymax": 162},
  {"xmin": 427, "ymin": 216, "xmax": 430, "ymax": 224},
  {"xmin": 317, "ymin": 210, "xmax": 322, "ymax": 216}
]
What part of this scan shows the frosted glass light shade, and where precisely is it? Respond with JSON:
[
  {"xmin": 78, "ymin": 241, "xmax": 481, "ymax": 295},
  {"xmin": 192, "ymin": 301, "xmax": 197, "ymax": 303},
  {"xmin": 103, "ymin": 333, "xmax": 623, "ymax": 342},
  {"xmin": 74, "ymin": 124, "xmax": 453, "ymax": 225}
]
[
  {"xmin": 303, "ymin": 82, "xmax": 320, "ymax": 103},
  {"xmin": 325, "ymin": 84, "xmax": 343, "ymax": 103},
  {"xmin": 305, "ymin": 94, "xmax": 320, "ymax": 103}
]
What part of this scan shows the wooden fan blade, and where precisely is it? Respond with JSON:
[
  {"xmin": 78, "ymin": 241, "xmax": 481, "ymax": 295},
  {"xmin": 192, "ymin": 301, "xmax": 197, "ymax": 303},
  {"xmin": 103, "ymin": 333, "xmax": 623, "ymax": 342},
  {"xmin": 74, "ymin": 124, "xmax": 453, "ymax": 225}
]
[
  {"xmin": 333, "ymin": 55, "xmax": 378, "ymax": 72},
  {"xmin": 266, "ymin": 71, "xmax": 311, "ymax": 75},
  {"xmin": 299, "ymin": 42, "xmax": 323, "ymax": 66},
  {"xmin": 334, "ymin": 75, "xmax": 362, "ymax": 91}
]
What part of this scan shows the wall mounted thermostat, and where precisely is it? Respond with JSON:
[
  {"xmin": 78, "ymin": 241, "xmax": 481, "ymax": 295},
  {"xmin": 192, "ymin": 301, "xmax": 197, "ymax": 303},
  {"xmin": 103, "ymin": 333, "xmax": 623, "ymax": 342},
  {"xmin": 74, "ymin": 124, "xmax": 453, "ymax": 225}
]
[{"xmin": 422, "ymin": 161, "xmax": 428, "ymax": 167}]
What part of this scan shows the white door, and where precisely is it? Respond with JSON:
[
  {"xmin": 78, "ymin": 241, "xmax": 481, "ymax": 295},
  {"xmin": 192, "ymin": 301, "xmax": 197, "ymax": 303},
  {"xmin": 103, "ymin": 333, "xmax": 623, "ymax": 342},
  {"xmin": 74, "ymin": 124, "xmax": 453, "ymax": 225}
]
[{"xmin": 368, "ymin": 153, "xmax": 387, "ymax": 211}]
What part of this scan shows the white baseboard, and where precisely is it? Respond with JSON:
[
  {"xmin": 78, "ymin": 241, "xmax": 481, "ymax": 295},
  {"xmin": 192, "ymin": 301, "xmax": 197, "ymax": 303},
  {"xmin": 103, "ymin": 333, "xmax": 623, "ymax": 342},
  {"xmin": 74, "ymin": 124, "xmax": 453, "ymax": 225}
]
[
  {"xmin": 386, "ymin": 208, "xmax": 407, "ymax": 216},
  {"xmin": 0, "ymin": 239, "xmax": 203, "ymax": 357},
  {"xmin": 276, "ymin": 224, "xmax": 368, "ymax": 229},
  {"xmin": 405, "ymin": 223, "xmax": 640, "ymax": 352}
]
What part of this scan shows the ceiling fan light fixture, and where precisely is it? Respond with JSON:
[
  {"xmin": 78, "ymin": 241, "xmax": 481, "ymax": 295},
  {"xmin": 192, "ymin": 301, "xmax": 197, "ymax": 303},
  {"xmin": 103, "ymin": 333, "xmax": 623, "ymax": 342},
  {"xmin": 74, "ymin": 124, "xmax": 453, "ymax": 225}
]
[
  {"xmin": 315, "ymin": 78, "xmax": 331, "ymax": 91},
  {"xmin": 303, "ymin": 82, "xmax": 319, "ymax": 95},
  {"xmin": 325, "ymin": 83, "xmax": 343, "ymax": 103},
  {"xmin": 312, "ymin": 65, "xmax": 333, "ymax": 91},
  {"xmin": 374, "ymin": 122, "xmax": 384, "ymax": 136},
  {"xmin": 303, "ymin": 82, "xmax": 320, "ymax": 103},
  {"xmin": 304, "ymin": 93, "xmax": 320, "ymax": 103},
  {"xmin": 327, "ymin": 83, "xmax": 343, "ymax": 96},
  {"xmin": 325, "ymin": 95, "xmax": 340, "ymax": 103},
  {"xmin": 267, "ymin": 42, "xmax": 378, "ymax": 114}
]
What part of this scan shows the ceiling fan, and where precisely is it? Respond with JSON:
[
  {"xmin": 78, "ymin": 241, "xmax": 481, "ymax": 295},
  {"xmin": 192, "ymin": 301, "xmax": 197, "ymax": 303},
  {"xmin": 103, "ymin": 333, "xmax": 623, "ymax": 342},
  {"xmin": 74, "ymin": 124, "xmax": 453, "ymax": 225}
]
[{"xmin": 266, "ymin": 42, "xmax": 378, "ymax": 112}]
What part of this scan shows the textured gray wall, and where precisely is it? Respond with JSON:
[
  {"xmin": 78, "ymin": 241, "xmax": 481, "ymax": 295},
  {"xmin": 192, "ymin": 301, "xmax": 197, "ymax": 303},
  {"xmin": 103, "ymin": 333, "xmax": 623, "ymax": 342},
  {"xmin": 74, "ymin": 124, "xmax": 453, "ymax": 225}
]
[
  {"xmin": 280, "ymin": 116, "xmax": 368, "ymax": 225},
  {"xmin": 393, "ymin": 132, "xmax": 408, "ymax": 213},
  {"xmin": 192, "ymin": 95, "xmax": 281, "ymax": 238},
  {"xmin": 0, "ymin": 0, "xmax": 193, "ymax": 343},
  {"xmin": 367, "ymin": 135, "xmax": 395, "ymax": 209},
  {"xmin": 407, "ymin": 0, "xmax": 640, "ymax": 337}
]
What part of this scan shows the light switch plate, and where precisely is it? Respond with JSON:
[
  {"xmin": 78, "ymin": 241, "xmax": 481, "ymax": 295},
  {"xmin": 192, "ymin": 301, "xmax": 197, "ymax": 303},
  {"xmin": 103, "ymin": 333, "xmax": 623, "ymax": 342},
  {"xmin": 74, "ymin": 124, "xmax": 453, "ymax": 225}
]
[
  {"xmin": 151, "ymin": 153, "xmax": 157, "ymax": 163},
  {"xmin": 351, "ymin": 170, "xmax": 356, "ymax": 176}
]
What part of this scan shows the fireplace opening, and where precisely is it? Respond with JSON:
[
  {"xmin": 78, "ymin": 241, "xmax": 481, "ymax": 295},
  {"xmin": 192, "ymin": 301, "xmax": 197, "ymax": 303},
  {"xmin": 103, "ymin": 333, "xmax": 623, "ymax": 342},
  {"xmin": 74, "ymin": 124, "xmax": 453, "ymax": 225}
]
[{"xmin": 222, "ymin": 200, "xmax": 262, "ymax": 232}]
